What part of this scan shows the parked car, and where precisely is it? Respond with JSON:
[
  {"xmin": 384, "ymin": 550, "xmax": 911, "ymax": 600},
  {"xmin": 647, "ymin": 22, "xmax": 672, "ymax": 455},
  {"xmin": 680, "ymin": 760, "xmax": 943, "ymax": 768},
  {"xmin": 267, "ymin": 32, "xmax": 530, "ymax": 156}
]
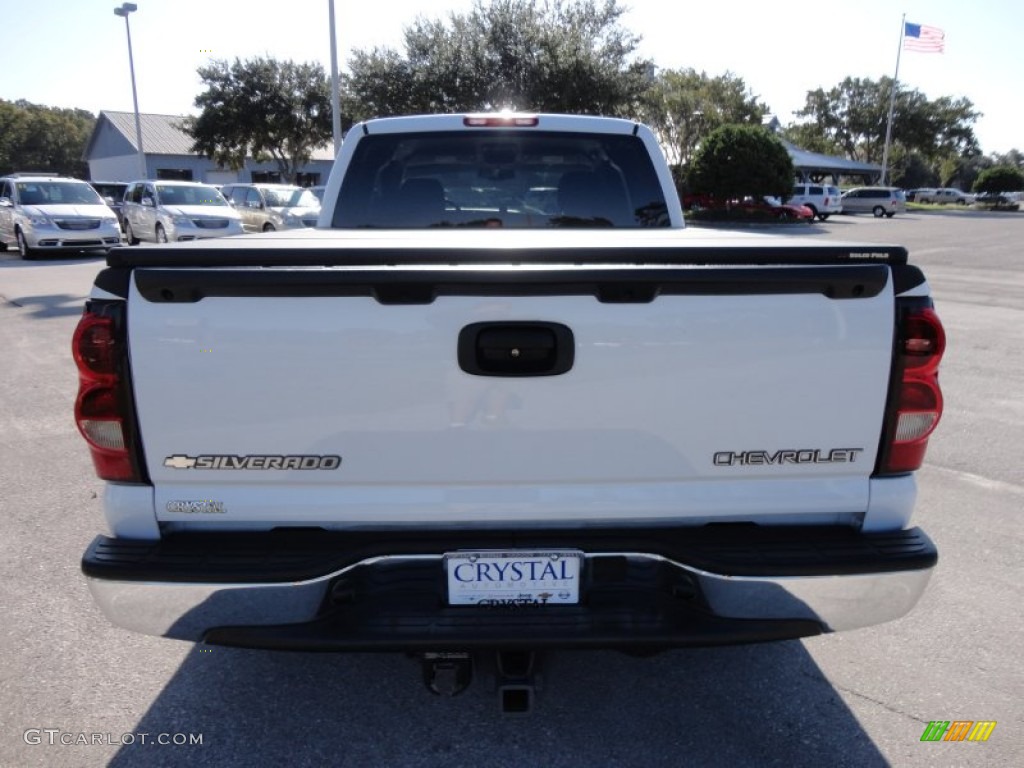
[
  {"xmin": 309, "ymin": 185, "xmax": 326, "ymax": 204},
  {"xmin": 915, "ymin": 188, "xmax": 975, "ymax": 205},
  {"xmin": 681, "ymin": 192, "xmax": 716, "ymax": 211},
  {"xmin": 0, "ymin": 173, "xmax": 122, "ymax": 259},
  {"xmin": 220, "ymin": 183, "xmax": 321, "ymax": 232},
  {"xmin": 682, "ymin": 194, "xmax": 812, "ymax": 222},
  {"xmin": 972, "ymin": 192, "xmax": 1020, "ymax": 211},
  {"xmin": 840, "ymin": 187, "xmax": 906, "ymax": 218},
  {"xmin": 787, "ymin": 183, "xmax": 842, "ymax": 221},
  {"xmin": 75, "ymin": 113, "xmax": 946, "ymax": 693},
  {"xmin": 89, "ymin": 181, "xmax": 129, "ymax": 229},
  {"xmin": 740, "ymin": 196, "xmax": 814, "ymax": 222},
  {"xmin": 904, "ymin": 188, "xmax": 933, "ymax": 203},
  {"xmin": 121, "ymin": 180, "xmax": 244, "ymax": 244}
]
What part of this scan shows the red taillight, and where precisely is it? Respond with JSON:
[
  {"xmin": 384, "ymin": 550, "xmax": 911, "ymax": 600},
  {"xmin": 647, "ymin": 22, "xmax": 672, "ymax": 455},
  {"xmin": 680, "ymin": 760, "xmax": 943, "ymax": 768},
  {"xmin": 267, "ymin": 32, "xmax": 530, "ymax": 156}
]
[
  {"xmin": 901, "ymin": 311, "xmax": 944, "ymax": 365},
  {"xmin": 73, "ymin": 314, "xmax": 118, "ymax": 381},
  {"xmin": 463, "ymin": 115, "xmax": 539, "ymax": 127},
  {"xmin": 73, "ymin": 308, "xmax": 139, "ymax": 482},
  {"xmin": 882, "ymin": 307, "xmax": 945, "ymax": 474}
]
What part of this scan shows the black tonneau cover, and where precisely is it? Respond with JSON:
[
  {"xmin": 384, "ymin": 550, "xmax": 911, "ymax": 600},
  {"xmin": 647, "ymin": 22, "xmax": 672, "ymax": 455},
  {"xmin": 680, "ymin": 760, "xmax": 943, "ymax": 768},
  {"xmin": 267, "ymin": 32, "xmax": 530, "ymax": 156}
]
[
  {"xmin": 107, "ymin": 241, "xmax": 909, "ymax": 269},
  {"xmin": 102, "ymin": 230, "xmax": 920, "ymax": 301}
]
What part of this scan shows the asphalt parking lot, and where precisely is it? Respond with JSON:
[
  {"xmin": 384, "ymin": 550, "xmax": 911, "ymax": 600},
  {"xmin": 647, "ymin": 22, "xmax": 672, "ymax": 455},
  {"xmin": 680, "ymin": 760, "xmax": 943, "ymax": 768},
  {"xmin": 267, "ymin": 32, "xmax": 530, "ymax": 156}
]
[{"xmin": 1, "ymin": 211, "xmax": 1021, "ymax": 767}]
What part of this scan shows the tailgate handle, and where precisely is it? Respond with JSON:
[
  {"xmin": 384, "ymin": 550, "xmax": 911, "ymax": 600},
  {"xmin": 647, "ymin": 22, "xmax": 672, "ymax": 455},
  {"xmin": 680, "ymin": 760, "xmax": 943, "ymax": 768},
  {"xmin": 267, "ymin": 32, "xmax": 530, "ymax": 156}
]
[{"xmin": 458, "ymin": 322, "xmax": 574, "ymax": 377}]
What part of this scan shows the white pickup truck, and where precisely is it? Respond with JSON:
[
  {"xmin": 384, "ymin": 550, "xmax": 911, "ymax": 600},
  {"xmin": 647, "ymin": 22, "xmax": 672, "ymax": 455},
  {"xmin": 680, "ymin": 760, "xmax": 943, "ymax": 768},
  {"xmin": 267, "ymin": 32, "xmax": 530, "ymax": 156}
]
[
  {"xmin": 915, "ymin": 187, "xmax": 975, "ymax": 205},
  {"xmin": 75, "ymin": 114, "xmax": 944, "ymax": 708}
]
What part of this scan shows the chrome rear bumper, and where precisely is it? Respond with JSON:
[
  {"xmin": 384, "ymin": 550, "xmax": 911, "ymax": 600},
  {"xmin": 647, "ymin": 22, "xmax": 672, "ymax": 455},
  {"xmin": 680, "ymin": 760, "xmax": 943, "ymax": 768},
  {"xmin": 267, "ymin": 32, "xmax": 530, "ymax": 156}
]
[{"xmin": 82, "ymin": 526, "xmax": 936, "ymax": 649}]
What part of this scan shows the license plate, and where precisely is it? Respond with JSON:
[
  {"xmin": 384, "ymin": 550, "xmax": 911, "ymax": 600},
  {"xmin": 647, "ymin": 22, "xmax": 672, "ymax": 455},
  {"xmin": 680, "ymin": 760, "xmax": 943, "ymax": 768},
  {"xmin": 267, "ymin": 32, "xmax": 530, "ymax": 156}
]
[{"xmin": 445, "ymin": 550, "xmax": 583, "ymax": 606}]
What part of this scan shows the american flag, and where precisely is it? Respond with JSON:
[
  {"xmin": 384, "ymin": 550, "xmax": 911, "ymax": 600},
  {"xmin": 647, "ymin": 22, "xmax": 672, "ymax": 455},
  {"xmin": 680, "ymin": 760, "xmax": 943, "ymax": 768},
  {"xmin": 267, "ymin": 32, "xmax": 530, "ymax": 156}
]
[{"xmin": 904, "ymin": 22, "xmax": 945, "ymax": 53}]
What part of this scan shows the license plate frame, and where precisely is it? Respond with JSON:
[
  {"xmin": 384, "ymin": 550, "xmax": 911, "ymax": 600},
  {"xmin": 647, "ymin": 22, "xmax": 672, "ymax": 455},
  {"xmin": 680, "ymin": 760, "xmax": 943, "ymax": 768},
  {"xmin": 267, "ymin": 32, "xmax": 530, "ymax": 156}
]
[{"xmin": 444, "ymin": 549, "xmax": 583, "ymax": 606}]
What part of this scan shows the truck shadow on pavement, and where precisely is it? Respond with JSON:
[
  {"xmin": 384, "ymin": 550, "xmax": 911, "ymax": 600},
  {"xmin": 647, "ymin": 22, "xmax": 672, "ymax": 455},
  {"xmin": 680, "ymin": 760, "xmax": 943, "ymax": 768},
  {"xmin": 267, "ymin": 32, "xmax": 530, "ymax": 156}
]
[
  {"xmin": 0, "ymin": 252, "xmax": 106, "ymax": 267},
  {"xmin": 2, "ymin": 292, "xmax": 87, "ymax": 319},
  {"xmin": 109, "ymin": 640, "xmax": 889, "ymax": 768}
]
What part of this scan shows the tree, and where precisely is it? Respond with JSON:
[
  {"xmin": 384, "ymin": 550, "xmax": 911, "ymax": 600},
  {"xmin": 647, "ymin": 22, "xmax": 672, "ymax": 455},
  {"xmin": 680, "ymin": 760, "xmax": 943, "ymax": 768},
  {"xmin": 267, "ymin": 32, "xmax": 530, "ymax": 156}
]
[
  {"xmin": 687, "ymin": 125, "xmax": 794, "ymax": 201},
  {"xmin": 341, "ymin": 0, "xmax": 652, "ymax": 120},
  {"xmin": 0, "ymin": 99, "xmax": 95, "ymax": 178},
  {"xmin": 787, "ymin": 77, "xmax": 980, "ymax": 165},
  {"xmin": 888, "ymin": 147, "xmax": 939, "ymax": 189},
  {"xmin": 989, "ymin": 149, "xmax": 1024, "ymax": 170},
  {"xmin": 974, "ymin": 165, "xmax": 1024, "ymax": 193},
  {"xmin": 638, "ymin": 68, "xmax": 766, "ymax": 171},
  {"xmin": 782, "ymin": 122, "xmax": 840, "ymax": 157},
  {"xmin": 185, "ymin": 57, "xmax": 332, "ymax": 182}
]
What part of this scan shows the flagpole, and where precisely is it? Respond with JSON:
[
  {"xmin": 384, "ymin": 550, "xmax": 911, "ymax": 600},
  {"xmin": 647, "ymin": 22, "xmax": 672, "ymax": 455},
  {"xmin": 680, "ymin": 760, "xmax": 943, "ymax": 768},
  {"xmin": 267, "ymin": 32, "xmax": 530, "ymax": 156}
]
[{"xmin": 880, "ymin": 13, "xmax": 906, "ymax": 186}]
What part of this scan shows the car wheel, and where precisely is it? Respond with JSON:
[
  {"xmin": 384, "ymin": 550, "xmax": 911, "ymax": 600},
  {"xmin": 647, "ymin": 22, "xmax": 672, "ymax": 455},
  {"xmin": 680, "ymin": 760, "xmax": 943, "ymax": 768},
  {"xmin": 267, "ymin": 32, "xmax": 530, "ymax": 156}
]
[
  {"xmin": 872, "ymin": 206, "xmax": 885, "ymax": 218},
  {"xmin": 818, "ymin": 214, "xmax": 830, "ymax": 221},
  {"xmin": 124, "ymin": 221, "xmax": 140, "ymax": 246},
  {"xmin": 156, "ymin": 224, "xmax": 168, "ymax": 243},
  {"xmin": 262, "ymin": 223, "xmax": 276, "ymax": 232},
  {"xmin": 16, "ymin": 229, "xmax": 37, "ymax": 260}
]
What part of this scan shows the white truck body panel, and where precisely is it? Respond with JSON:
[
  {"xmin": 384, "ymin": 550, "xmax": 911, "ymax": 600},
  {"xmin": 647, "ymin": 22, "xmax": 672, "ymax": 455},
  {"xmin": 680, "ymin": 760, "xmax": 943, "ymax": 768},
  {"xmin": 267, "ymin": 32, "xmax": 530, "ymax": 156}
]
[{"xmin": 127, "ymin": 271, "xmax": 894, "ymax": 528}]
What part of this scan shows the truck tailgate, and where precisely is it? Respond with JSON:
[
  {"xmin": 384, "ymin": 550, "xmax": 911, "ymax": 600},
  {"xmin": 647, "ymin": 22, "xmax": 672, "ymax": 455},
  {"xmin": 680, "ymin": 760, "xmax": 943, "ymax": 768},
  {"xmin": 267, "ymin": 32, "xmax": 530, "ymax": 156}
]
[{"xmin": 126, "ymin": 262, "xmax": 895, "ymax": 528}]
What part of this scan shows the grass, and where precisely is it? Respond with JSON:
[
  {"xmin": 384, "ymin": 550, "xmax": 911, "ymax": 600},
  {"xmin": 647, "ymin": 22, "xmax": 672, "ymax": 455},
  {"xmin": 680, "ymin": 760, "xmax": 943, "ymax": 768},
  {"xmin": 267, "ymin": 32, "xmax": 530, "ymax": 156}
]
[{"xmin": 907, "ymin": 201, "xmax": 1019, "ymax": 213}]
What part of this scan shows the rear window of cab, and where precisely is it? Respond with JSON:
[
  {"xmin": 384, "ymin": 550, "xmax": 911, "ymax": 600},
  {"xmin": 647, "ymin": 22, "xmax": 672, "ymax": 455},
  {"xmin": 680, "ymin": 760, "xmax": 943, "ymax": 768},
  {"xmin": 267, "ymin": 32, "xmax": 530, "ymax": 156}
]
[{"xmin": 333, "ymin": 131, "xmax": 670, "ymax": 229}]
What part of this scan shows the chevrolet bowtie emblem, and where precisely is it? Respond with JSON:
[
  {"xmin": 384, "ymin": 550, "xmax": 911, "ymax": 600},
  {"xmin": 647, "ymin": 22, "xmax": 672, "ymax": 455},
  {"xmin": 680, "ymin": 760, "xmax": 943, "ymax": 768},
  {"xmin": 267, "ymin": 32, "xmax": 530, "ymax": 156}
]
[{"xmin": 164, "ymin": 455, "xmax": 197, "ymax": 469}]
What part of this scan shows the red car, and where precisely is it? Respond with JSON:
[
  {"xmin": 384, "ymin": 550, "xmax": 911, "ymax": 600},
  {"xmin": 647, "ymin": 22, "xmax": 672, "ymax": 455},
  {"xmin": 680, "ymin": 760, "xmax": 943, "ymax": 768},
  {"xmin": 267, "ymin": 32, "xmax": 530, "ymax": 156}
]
[
  {"xmin": 737, "ymin": 196, "xmax": 814, "ymax": 222},
  {"xmin": 683, "ymin": 193, "xmax": 813, "ymax": 222},
  {"xmin": 682, "ymin": 192, "xmax": 717, "ymax": 211}
]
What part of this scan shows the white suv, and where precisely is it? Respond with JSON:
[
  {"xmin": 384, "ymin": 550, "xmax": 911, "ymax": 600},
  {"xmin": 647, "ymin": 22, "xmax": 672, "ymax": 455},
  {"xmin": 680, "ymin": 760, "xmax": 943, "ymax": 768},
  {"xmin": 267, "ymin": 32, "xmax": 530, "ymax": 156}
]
[
  {"xmin": 0, "ymin": 174, "xmax": 122, "ymax": 259},
  {"xmin": 122, "ymin": 180, "xmax": 244, "ymax": 244},
  {"xmin": 787, "ymin": 183, "xmax": 843, "ymax": 221}
]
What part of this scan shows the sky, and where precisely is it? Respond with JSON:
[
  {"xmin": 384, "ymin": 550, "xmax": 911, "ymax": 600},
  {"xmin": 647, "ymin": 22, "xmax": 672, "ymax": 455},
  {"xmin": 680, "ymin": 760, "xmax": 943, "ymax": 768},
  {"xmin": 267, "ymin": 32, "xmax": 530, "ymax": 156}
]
[{"xmin": 1, "ymin": 0, "xmax": 1021, "ymax": 155}]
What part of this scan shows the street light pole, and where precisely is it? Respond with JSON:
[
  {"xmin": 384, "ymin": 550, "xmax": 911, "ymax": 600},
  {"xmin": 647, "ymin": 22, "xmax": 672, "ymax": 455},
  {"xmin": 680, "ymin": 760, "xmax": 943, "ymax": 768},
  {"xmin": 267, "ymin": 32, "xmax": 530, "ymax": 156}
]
[
  {"xmin": 328, "ymin": 0, "xmax": 342, "ymax": 154},
  {"xmin": 114, "ymin": 3, "xmax": 146, "ymax": 179}
]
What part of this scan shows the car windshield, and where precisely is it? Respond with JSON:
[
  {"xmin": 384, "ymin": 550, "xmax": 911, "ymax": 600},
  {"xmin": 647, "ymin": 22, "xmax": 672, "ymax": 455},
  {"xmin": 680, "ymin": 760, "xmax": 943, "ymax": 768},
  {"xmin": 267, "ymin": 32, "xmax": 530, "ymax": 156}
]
[
  {"xmin": 156, "ymin": 185, "xmax": 227, "ymax": 206},
  {"xmin": 91, "ymin": 183, "xmax": 127, "ymax": 200},
  {"xmin": 17, "ymin": 181, "xmax": 103, "ymax": 206},
  {"xmin": 261, "ymin": 187, "xmax": 319, "ymax": 208},
  {"xmin": 333, "ymin": 130, "xmax": 670, "ymax": 228},
  {"xmin": 286, "ymin": 189, "xmax": 320, "ymax": 208}
]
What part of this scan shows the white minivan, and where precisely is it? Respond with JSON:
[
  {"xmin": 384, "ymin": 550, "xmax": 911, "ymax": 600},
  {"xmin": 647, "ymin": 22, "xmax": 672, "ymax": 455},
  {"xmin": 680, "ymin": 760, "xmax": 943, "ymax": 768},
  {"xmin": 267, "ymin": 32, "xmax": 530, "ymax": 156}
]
[
  {"xmin": 121, "ymin": 180, "xmax": 244, "ymax": 244},
  {"xmin": 0, "ymin": 174, "xmax": 122, "ymax": 259},
  {"xmin": 840, "ymin": 187, "xmax": 907, "ymax": 218}
]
